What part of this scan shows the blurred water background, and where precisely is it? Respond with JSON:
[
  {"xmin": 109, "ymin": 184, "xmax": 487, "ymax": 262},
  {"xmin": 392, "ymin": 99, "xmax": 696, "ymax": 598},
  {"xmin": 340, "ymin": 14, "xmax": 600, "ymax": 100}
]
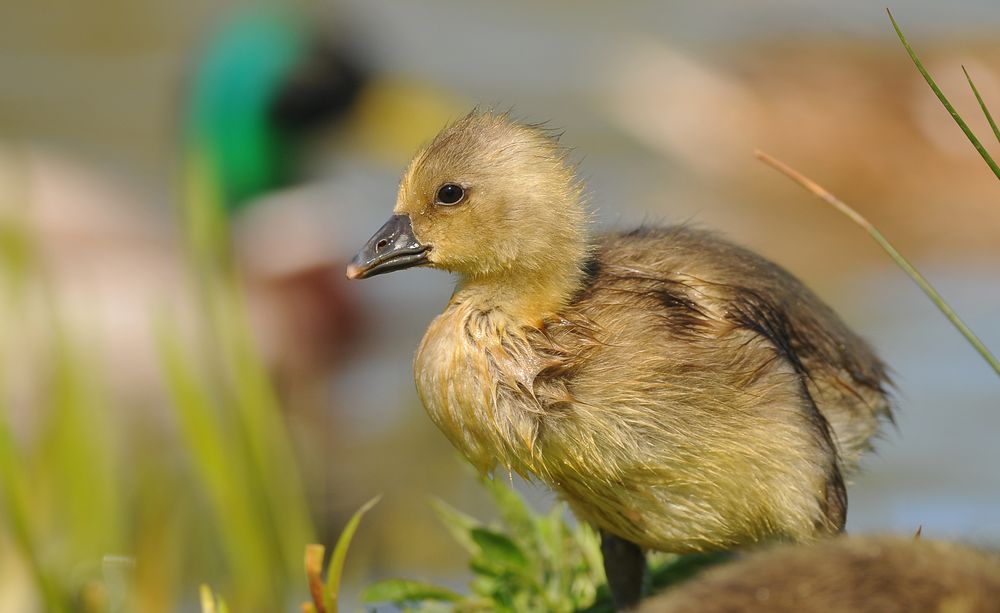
[{"xmin": 1, "ymin": 0, "xmax": 998, "ymax": 610}]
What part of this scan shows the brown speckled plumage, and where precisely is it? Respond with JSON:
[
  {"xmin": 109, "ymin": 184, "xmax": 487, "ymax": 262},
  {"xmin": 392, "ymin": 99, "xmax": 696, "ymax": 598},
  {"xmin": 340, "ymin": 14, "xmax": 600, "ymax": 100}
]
[
  {"xmin": 639, "ymin": 536, "xmax": 1000, "ymax": 613},
  {"xmin": 350, "ymin": 111, "xmax": 893, "ymax": 606},
  {"xmin": 416, "ymin": 224, "xmax": 890, "ymax": 552}
]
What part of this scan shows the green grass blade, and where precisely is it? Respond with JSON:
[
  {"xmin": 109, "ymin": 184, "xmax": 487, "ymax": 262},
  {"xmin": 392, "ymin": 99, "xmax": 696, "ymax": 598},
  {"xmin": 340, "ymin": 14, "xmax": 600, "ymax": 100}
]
[
  {"xmin": 41, "ymin": 331, "xmax": 123, "ymax": 563},
  {"xmin": 962, "ymin": 66, "xmax": 1000, "ymax": 145},
  {"xmin": 209, "ymin": 281, "xmax": 317, "ymax": 582},
  {"xmin": 756, "ymin": 150, "xmax": 1000, "ymax": 379},
  {"xmin": 157, "ymin": 325, "xmax": 276, "ymax": 606},
  {"xmin": 888, "ymin": 9, "xmax": 1000, "ymax": 181},
  {"xmin": 0, "ymin": 310, "xmax": 70, "ymax": 613},
  {"xmin": 0, "ymin": 415, "xmax": 66, "ymax": 611},
  {"xmin": 324, "ymin": 495, "xmax": 381, "ymax": 612}
]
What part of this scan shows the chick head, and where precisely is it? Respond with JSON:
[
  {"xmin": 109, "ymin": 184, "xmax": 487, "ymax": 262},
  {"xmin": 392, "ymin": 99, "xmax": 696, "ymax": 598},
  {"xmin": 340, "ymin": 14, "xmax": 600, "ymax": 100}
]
[{"xmin": 348, "ymin": 112, "xmax": 587, "ymax": 281}]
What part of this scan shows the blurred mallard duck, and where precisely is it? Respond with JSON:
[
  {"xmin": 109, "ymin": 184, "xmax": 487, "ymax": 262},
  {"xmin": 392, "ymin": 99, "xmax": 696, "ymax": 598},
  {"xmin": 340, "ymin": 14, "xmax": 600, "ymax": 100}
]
[
  {"xmin": 182, "ymin": 8, "xmax": 463, "ymax": 380},
  {"xmin": 182, "ymin": 7, "xmax": 374, "ymax": 380},
  {"xmin": 183, "ymin": 7, "xmax": 367, "ymax": 213},
  {"xmin": 0, "ymin": 7, "xmax": 462, "ymax": 426}
]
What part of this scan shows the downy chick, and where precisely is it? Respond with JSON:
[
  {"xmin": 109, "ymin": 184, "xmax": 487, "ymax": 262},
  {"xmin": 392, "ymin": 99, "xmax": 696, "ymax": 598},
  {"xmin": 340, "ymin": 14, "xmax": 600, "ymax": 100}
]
[
  {"xmin": 638, "ymin": 535, "xmax": 1000, "ymax": 613},
  {"xmin": 347, "ymin": 112, "xmax": 892, "ymax": 610}
]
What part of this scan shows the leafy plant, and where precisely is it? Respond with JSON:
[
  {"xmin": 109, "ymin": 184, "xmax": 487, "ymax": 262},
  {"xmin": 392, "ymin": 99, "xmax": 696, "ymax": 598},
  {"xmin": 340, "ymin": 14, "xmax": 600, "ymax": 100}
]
[
  {"xmin": 362, "ymin": 477, "xmax": 730, "ymax": 612},
  {"xmin": 362, "ymin": 476, "xmax": 603, "ymax": 612}
]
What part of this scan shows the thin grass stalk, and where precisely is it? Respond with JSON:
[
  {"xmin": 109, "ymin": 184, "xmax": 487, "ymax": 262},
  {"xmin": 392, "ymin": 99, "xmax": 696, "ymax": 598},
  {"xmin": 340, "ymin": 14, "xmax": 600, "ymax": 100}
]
[
  {"xmin": 755, "ymin": 150, "xmax": 1000, "ymax": 378},
  {"xmin": 962, "ymin": 66, "xmax": 1000, "ymax": 146}
]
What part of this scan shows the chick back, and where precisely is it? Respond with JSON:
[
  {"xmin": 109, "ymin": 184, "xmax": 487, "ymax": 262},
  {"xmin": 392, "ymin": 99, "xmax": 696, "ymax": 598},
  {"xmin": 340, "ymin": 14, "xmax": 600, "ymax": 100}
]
[{"xmin": 530, "ymin": 225, "xmax": 891, "ymax": 551}]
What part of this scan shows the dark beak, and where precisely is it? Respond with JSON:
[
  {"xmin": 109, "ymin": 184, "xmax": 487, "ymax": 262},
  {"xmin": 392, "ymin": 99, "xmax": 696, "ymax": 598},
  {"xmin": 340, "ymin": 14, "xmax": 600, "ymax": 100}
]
[{"xmin": 346, "ymin": 214, "xmax": 430, "ymax": 279}]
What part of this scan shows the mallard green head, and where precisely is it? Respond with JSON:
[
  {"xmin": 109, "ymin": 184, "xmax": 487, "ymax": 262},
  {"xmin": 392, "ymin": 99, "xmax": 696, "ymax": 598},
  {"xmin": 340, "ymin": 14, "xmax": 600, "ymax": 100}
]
[{"xmin": 184, "ymin": 8, "xmax": 367, "ymax": 214}]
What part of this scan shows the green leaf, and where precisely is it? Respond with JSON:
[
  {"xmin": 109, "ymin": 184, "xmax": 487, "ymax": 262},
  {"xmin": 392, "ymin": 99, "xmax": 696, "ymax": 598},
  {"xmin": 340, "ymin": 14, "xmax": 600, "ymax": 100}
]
[
  {"xmin": 481, "ymin": 477, "xmax": 538, "ymax": 550},
  {"xmin": 325, "ymin": 495, "xmax": 381, "ymax": 612},
  {"xmin": 469, "ymin": 574, "xmax": 499, "ymax": 598},
  {"xmin": 888, "ymin": 9, "xmax": 1000, "ymax": 181},
  {"xmin": 431, "ymin": 498, "xmax": 482, "ymax": 555},
  {"xmin": 471, "ymin": 528, "xmax": 529, "ymax": 573},
  {"xmin": 361, "ymin": 579, "xmax": 463, "ymax": 604},
  {"xmin": 469, "ymin": 556, "xmax": 504, "ymax": 579}
]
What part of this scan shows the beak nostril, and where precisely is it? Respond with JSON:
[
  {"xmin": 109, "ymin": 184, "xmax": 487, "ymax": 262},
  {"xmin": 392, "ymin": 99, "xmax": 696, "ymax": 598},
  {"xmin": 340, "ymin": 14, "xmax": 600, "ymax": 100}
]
[{"xmin": 352, "ymin": 215, "xmax": 426, "ymax": 278}]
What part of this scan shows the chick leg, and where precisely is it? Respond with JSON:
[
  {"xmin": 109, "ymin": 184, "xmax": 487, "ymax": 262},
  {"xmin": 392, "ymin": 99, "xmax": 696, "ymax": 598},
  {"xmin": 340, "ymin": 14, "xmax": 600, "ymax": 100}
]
[{"xmin": 600, "ymin": 530, "xmax": 646, "ymax": 611}]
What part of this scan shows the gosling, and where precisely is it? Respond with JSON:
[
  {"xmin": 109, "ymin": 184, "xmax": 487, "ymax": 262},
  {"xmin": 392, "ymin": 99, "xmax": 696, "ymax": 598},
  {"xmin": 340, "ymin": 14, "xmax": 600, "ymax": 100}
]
[
  {"xmin": 347, "ymin": 112, "xmax": 892, "ymax": 610},
  {"xmin": 638, "ymin": 535, "xmax": 1000, "ymax": 613}
]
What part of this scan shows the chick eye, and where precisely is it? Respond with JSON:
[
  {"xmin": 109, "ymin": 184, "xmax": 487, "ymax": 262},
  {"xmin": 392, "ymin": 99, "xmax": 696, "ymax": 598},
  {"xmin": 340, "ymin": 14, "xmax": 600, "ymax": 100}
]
[{"xmin": 435, "ymin": 183, "xmax": 465, "ymax": 205}]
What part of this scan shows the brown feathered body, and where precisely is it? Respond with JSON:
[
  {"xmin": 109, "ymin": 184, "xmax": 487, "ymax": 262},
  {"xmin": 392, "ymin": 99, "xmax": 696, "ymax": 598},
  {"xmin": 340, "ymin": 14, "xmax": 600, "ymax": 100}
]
[
  {"xmin": 363, "ymin": 112, "xmax": 891, "ymax": 555},
  {"xmin": 416, "ymin": 226, "xmax": 889, "ymax": 552},
  {"xmin": 638, "ymin": 535, "xmax": 1000, "ymax": 613}
]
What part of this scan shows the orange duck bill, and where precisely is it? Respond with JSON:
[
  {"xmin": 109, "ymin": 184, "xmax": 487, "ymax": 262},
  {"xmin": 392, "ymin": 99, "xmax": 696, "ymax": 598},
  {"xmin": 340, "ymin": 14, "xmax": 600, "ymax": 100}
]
[{"xmin": 346, "ymin": 214, "xmax": 430, "ymax": 279}]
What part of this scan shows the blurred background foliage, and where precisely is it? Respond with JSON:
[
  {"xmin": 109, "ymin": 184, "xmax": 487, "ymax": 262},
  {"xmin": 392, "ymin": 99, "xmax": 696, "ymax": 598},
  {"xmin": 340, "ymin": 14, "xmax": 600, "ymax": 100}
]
[{"xmin": 0, "ymin": 0, "xmax": 999, "ymax": 610}]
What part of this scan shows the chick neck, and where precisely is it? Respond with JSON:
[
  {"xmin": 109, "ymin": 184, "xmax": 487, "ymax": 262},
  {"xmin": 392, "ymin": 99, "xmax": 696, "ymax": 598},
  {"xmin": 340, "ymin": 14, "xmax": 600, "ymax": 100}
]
[{"xmin": 453, "ymin": 230, "xmax": 591, "ymax": 327}]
